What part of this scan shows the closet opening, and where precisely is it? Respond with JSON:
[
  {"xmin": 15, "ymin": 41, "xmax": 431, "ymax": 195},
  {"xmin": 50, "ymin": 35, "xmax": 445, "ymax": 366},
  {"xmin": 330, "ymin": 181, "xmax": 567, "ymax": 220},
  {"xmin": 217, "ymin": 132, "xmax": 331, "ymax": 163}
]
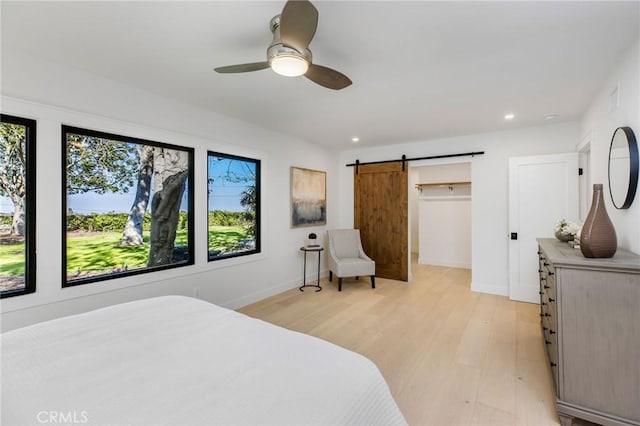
[{"xmin": 409, "ymin": 161, "xmax": 472, "ymax": 279}]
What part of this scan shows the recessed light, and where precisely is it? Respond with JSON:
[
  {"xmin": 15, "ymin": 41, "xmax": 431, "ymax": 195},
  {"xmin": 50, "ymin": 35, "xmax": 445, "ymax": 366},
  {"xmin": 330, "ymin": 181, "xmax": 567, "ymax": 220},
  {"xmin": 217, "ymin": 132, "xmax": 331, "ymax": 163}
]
[
  {"xmin": 504, "ymin": 113, "xmax": 515, "ymax": 120},
  {"xmin": 351, "ymin": 137, "xmax": 360, "ymax": 143},
  {"xmin": 544, "ymin": 114, "xmax": 558, "ymax": 121}
]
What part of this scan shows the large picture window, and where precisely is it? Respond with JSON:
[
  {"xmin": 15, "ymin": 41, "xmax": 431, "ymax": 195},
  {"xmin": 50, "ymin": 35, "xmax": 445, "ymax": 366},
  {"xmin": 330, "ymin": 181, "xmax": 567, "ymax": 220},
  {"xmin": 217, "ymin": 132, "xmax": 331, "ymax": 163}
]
[
  {"xmin": 0, "ymin": 114, "xmax": 36, "ymax": 298},
  {"xmin": 62, "ymin": 126, "xmax": 194, "ymax": 287},
  {"xmin": 207, "ymin": 151, "xmax": 260, "ymax": 261}
]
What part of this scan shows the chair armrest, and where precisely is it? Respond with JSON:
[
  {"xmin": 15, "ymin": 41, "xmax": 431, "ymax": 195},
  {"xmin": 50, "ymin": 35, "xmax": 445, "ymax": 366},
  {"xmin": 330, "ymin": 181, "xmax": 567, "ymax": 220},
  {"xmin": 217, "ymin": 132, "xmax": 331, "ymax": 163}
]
[
  {"xmin": 359, "ymin": 252, "xmax": 373, "ymax": 262},
  {"xmin": 327, "ymin": 243, "xmax": 340, "ymax": 271},
  {"xmin": 357, "ymin": 236, "xmax": 373, "ymax": 262}
]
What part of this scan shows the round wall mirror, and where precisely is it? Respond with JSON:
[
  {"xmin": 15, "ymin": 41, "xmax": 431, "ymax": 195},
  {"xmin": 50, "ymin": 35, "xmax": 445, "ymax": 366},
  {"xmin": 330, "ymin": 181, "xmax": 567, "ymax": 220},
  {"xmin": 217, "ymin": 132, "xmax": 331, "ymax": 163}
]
[{"xmin": 608, "ymin": 126, "xmax": 639, "ymax": 209}]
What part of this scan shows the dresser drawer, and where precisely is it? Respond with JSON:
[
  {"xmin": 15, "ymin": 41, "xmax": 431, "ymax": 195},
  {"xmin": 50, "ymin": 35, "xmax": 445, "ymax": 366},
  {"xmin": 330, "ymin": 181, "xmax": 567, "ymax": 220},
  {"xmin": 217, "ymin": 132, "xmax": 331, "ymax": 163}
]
[
  {"xmin": 541, "ymin": 319, "xmax": 559, "ymax": 391},
  {"xmin": 538, "ymin": 254, "xmax": 557, "ymax": 298},
  {"xmin": 545, "ymin": 272, "xmax": 556, "ymax": 297},
  {"xmin": 542, "ymin": 312, "xmax": 557, "ymax": 335},
  {"xmin": 540, "ymin": 295, "xmax": 555, "ymax": 326},
  {"xmin": 543, "ymin": 323, "xmax": 557, "ymax": 353}
]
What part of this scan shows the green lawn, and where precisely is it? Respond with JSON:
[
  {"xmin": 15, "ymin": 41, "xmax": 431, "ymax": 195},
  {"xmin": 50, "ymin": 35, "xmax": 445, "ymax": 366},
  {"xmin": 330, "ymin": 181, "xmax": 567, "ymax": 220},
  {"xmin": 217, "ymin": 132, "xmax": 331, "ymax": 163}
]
[
  {"xmin": 0, "ymin": 243, "xmax": 25, "ymax": 276},
  {"xmin": 208, "ymin": 225, "xmax": 250, "ymax": 253},
  {"xmin": 0, "ymin": 226, "xmax": 250, "ymax": 278},
  {"xmin": 65, "ymin": 231, "xmax": 189, "ymax": 276}
]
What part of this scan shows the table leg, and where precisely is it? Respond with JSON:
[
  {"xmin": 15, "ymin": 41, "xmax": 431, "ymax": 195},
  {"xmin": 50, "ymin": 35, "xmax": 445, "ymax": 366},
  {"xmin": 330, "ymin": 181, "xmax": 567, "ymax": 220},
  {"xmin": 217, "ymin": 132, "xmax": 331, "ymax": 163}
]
[{"xmin": 299, "ymin": 250, "xmax": 307, "ymax": 291}]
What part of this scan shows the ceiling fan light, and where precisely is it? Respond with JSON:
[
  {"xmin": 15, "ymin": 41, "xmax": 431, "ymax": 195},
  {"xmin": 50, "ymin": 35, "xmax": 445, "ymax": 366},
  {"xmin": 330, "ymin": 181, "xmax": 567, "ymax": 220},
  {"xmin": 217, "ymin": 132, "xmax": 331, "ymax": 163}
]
[{"xmin": 270, "ymin": 55, "xmax": 309, "ymax": 77}]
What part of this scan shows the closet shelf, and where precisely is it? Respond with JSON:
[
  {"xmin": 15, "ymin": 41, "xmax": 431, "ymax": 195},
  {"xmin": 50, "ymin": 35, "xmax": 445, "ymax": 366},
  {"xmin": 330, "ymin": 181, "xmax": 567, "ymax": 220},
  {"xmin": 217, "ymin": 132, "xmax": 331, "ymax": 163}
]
[
  {"xmin": 415, "ymin": 181, "xmax": 471, "ymax": 188},
  {"xmin": 418, "ymin": 195, "xmax": 471, "ymax": 201}
]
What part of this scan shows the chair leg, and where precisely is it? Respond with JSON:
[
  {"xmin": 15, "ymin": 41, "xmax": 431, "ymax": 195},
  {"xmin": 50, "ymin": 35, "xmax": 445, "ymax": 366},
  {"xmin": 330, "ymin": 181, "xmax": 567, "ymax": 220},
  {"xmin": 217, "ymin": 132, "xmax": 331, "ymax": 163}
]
[
  {"xmin": 329, "ymin": 271, "xmax": 333, "ymax": 282},
  {"xmin": 338, "ymin": 277, "xmax": 343, "ymax": 292},
  {"xmin": 371, "ymin": 275, "xmax": 375, "ymax": 289},
  {"xmin": 355, "ymin": 276, "xmax": 359, "ymax": 280}
]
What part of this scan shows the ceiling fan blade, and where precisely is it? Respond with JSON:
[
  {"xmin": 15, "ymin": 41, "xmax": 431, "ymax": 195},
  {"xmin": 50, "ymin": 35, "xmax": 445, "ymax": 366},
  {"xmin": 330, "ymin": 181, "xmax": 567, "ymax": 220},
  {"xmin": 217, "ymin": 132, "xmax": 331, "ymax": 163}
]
[
  {"xmin": 280, "ymin": 0, "xmax": 318, "ymax": 53},
  {"xmin": 305, "ymin": 64, "xmax": 352, "ymax": 90},
  {"xmin": 214, "ymin": 62, "xmax": 270, "ymax": 74}
]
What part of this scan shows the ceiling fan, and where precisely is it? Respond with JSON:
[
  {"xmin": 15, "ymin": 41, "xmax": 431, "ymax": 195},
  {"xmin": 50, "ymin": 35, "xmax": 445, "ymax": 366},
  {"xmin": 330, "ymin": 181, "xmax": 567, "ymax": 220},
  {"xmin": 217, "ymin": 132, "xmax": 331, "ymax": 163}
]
[{"xmin": 214, "ymin": 0, "xmax": 352, "ymax": 90}]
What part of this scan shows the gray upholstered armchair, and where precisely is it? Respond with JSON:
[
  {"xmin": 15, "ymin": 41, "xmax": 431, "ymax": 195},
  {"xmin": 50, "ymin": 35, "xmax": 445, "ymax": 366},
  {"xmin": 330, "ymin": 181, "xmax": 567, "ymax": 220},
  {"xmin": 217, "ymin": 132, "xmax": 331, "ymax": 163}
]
[{"xmin": 327, "ymin": 229, "xmax": 376, "ymax": 292}]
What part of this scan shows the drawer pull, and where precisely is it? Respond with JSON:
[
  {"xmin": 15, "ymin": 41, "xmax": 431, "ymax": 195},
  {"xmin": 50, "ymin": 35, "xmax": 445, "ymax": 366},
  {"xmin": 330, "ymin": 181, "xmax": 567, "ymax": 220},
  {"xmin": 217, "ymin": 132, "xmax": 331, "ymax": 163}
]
[
  {"xmin": 545, "ymin": 340, "xmax": 552, "ymax": 345},
  {"xmin": 550, "ymin": 330, "xmax": 556, "ymax": 335},
  {"xmin": 542, "ymin": 326, "xmax": 548, "ymax": 331},
  {"xmin": 544, "ymin": 313, "xmax": 551, "ymax": 317},
  {"xmin": 539, "ymin": 291, "xmax": 544, "ymax": 295},
  {"xmin": 541, "ymin": 302, "xmax": 547, "ymax": 306},
  {"xmin": 544, "ymin": 262, "xmax": 549, "ymax": 266},
  {"xmin": 544, "ymin": 285, "xmax": 550, "ymax": 289},
  {"xmin": 548, "ymin": 271, "xmax": 555, "ymax": 276},
  {"xmin": 550, "ymin": 362, "xmax": 557, "ymax": 367},
  {"xmin": 549, "ymin": 298, "xmax": 555, "ymax": 302}
]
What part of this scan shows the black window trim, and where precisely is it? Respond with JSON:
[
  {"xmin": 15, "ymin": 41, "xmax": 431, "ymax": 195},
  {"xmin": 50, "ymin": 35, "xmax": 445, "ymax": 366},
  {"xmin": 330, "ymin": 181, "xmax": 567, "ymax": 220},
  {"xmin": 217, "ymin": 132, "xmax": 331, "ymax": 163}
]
[
  {"xmin": 61, "ymin": 125, "xmax": 195, "ymax": 288},
  {"xmin": 0, "ymin": 114, "xmax": 36, "ymax": 299},
  {"xmin": 207, "ymin": 150, "xmax": 261, "ymax": 262}
]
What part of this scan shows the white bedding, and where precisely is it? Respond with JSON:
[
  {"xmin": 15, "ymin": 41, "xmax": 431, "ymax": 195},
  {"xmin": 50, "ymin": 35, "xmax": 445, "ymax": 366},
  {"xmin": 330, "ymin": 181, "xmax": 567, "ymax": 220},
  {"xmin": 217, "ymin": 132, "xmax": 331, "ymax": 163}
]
[{"xmin": 1, "ymin": 296, "xmax": 406, "ymax": 425}]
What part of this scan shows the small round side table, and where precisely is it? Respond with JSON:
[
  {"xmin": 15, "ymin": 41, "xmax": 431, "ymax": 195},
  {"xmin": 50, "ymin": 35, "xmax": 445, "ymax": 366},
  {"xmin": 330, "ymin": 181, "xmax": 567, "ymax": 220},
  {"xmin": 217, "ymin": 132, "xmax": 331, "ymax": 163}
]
[{"xmin": 299, "ymin": 246, "xmax": 323, "ymax": 292}]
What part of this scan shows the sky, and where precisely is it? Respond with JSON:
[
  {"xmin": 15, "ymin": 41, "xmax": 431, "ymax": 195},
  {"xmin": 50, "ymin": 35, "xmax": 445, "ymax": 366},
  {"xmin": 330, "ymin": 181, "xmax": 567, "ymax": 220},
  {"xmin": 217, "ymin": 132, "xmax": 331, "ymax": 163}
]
[
  {"xmin": 207, "ymin": 155, "xmax": 256, "ymax": 212},
  {"xmin": 0, "ymin": 196, "xmax": 14, "ymax": 215},
  {"xmin": 1, "ymin": 150, "xmax": 256, "ymax": 217},
  {"xmin": 1, "ymin": 159, "xmax": 255, "ymax": 215}
]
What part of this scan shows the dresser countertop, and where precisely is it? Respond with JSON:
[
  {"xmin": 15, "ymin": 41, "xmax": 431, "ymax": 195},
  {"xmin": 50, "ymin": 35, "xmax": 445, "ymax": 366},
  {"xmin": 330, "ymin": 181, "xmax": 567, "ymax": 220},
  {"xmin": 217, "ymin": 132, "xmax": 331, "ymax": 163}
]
[{"xmin": 537, "ymin": 238, "xmax": 640, "ymax": 273}]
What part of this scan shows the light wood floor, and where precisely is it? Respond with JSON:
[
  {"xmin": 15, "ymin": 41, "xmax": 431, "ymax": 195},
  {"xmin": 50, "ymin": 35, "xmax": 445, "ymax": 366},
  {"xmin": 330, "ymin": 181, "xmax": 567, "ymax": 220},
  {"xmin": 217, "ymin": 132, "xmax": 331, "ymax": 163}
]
[{"xmin": 238, "ymin": 261, "xmax": 563, "ymax": 426}]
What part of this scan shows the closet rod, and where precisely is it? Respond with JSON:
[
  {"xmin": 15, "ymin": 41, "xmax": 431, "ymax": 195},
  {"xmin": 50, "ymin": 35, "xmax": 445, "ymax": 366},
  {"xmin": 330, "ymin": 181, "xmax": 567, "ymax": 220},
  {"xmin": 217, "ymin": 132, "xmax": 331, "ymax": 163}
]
[{"xmin": 346, "ymin": 151, "xmax": 484, "ymax": 173}]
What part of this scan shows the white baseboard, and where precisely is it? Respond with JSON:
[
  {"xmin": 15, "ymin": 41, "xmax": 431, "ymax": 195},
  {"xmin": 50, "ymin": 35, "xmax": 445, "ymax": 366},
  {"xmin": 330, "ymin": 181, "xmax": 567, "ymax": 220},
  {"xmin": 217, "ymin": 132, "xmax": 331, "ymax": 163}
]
[
  {"xmin": 418, "ymin": 257, "xmax": 471, "ymax": 269},
  {"xmin": 471, "ymin": 281, "xmax": 508, "ymax": 297},
  {"xmin": 222, "ymin": 270, "xmax": 328, "ymax": 310}
]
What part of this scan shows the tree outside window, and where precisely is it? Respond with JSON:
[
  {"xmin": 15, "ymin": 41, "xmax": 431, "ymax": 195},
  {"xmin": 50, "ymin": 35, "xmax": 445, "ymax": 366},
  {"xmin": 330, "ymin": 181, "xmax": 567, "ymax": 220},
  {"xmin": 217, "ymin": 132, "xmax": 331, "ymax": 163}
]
[
  {"xmin": 0, "ymin": 114, "xmax": 36, "ymax": 298},
  {"xmin": 62, "ymin": 126, "xmax": 194, "ymax": 286},
  {"xmin": 207, "ymin": 152, "xmax": 260, "ymax": 261}
]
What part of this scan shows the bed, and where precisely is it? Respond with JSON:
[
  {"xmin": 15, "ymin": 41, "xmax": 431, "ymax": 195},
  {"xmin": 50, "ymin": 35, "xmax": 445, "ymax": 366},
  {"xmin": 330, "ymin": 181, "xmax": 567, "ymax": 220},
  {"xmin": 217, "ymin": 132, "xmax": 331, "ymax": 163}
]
[{"xmin": 1, "ymin": 296, "xmax": 406, "ymax": 425}]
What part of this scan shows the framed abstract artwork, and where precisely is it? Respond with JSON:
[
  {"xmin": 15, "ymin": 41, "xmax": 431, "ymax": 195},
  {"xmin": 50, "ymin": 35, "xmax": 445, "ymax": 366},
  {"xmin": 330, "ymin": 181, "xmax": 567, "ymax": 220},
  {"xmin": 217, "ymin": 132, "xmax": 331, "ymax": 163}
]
[{"xmin": 290, "ymin": 167, "xmax": 326, "ymax": 228}]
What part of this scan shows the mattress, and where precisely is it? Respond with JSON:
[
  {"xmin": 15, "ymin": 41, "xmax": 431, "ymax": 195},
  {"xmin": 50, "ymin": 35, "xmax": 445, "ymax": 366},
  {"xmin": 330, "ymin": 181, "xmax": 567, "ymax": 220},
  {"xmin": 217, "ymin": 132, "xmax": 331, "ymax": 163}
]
[{"xmin": 1, "ymin": 296, "xmax": 406, "ymax": 425}]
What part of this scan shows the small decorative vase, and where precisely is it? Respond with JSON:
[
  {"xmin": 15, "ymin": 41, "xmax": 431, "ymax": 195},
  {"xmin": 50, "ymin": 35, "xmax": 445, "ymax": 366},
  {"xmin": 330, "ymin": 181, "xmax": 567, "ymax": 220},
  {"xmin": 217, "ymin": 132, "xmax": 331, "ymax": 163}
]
[
  {"xmin": 580, "ymin": 184, "xmax": 617, "ymax": 258},
  {"xmin": 554, "ymin": 231, "xmax": 574, "ymax": 242}
]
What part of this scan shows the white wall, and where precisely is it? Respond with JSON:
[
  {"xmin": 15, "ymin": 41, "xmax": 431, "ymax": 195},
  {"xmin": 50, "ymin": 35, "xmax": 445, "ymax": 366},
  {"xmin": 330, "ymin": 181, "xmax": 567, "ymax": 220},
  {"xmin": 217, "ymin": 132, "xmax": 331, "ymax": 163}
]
[
  {"xmin": 0, "ymin": 48, "xmax": 339, "ymax": 331},
  {"xmin": 408, "ymin": 168, "xmax": 419, "ymax": 254},
  {"xmin": 339, "ymin": 122, "xmax": 579, "ymax": 296},
  {"xmin": 416, "ymin": 163, "xmax": 472, "ymax": 268},
  {"xmin": 419, "ymin": 197, "xmax": 471, "ymax": 268},
  {"xmin": 417, "ymin": 163, "xmax": 471, "ymax": 184},
  {"xmin": 580, "ymin": 38, "xmax": 640, "ymax": 254}
]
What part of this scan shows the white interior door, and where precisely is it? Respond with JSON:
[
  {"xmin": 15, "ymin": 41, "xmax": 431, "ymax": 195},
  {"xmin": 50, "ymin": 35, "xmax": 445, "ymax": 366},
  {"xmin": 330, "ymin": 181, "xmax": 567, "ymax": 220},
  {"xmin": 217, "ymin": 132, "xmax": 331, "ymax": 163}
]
[{"xmin": 509, "ymin": 153, "xmax": 578, "ymax": 303}]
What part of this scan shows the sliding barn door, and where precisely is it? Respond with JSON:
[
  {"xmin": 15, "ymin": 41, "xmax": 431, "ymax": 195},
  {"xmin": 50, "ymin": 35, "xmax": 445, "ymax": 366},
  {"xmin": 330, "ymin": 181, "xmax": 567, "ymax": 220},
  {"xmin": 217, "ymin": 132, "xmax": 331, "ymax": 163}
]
[{"xmin": 354, "ymin": 163, "xmax": 408, "ymax": 281}]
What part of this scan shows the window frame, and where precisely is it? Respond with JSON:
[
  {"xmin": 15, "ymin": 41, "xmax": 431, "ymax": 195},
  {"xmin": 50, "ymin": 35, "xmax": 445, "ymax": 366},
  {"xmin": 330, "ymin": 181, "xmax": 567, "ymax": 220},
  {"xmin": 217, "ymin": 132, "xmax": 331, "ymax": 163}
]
[
  {"xmin": 0, "ymin": 114, "xmax": 37, "ymax": 299},
  {"xmin": 207, "ymin": 150, "xmax": 261, "ymax": 262},
  {"xmin": 61, "ymin": 125, "xmax": 195, "ymax": 288}
]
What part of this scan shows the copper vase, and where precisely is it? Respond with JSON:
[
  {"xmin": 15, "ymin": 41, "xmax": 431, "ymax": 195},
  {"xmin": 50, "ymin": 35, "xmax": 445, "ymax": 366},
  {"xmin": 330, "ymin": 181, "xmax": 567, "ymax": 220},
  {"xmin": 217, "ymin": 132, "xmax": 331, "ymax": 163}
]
[{"xmin": 580, "ymin": 184, "xmax": 617, "ymax": 258}]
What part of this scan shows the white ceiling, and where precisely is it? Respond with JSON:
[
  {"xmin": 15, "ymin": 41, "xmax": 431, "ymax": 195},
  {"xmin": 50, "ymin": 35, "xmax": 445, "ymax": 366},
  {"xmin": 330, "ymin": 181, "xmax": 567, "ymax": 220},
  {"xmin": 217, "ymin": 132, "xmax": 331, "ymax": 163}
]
[{"xmin": 1, "ymin": 1, "xmax": 639, "ymax": 149}]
